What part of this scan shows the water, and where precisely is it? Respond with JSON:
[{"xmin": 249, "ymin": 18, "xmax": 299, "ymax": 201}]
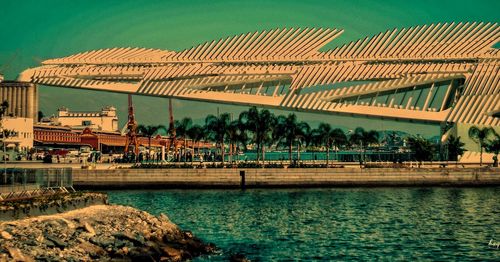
[{"xmin": 107, "ymin": 188, "xmax": 499, "ymax": 261}]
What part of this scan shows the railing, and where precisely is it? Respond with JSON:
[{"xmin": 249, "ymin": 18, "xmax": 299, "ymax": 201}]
[{"xmin": 0, "ymin": 168, "xmax": 74, "ymax": 201}]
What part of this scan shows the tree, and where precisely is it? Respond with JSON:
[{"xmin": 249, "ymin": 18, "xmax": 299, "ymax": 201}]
[
  {"xmin": 239, "ymin": 107, "xmax": 276, "ymax": 163},
  {"xmin": 406, "ymin": 136, "xmax": 435, "ymax": 167},
  {"xmin": 330, "ymin": 128, "xmax": 347, "ymax": 162},
  {"xmin": 312, "ymin": 123, "xmax": 348, "ymax": 165},
  {"xmin": 37, "ymin": 111, "xmax": 45, "ymax": 122},
  {"xmin": 349, "ymin": 127, "xmax": 379, "ymax": 164},
  {"xmin": 485, "ymin": 131, "xmax": 500, "ymax": 167},
  {"xmin": 468, "ymin": 126, "xmax": 495, "ymax": 166},
  {"xmin": 0, "ymin": 101, "xmax": 10, "ymax": 167},
  {"xmin": 205, "ymin": 113, "xmax": 230, "ymax": 165},
  {"xmin": 226, "ymin": 120, "xmax": 241, "ymax": 162},
  {"xmin": 274, "ymin": 114, "xmax": 310, "ymax": 164},
  {"xmin": 174, "ymin": 117, "xmax": 193, "ymax": 162},
  {"xmin": 0, "ymin": 101, "xmax": 8, "ymax": 117},
  {"xmin": 137, "ymin": 124, "xmax": 166, "ymax": 161},
  {"xmin": 445, "ymin": 135, "xmax": 466, "ymax": 162},
  {"xmin": 186, "ymin": 124, "xmax": 205, "ymax": 163}
]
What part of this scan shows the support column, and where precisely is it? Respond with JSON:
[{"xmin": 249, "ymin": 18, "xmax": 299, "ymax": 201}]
[
  {"xmin": 422, "ymin": 83, "xmax": 435, "ymax": 111},
  {"xmin": 16, "ymin": 86, "xmax": 22, "ymax": 117},
  {"xmin": 440, "ymin": 80, "xmax": 455, "ymax": 111}
]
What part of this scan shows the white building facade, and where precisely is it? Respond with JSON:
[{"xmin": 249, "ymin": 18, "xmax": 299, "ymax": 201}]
[
  {"xmin": 52, "ymin": 106, "xmax": 119, "ymax": 132},
  {"xmin": 1, "ymin": 117, "xmax": 34, "ymax": 151}
]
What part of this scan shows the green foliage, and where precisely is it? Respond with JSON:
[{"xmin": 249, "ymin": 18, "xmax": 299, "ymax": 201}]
[
  {"xmin": 137, "ymin": 124, "xmax": 167, "ymax": 138},
  {"xmin": 273, "ymin": 113, "xmax": 310, "ymax": 163},
  {"xmin": 485, "ymin": 131, "xmax": 500, "ymax": 167},
  {"xmin": 239, "ymin": 106, "xmax": 276, "ymax": 162},
  {"xmin": 446, "ymin": 135, "xmax": 466, "ymax": 161},
  {"xmin": 187, "ymin": 124, "xmax": 205, "ymax": 143},
  {"xmin": 349, "ymin": 127, "xmax": 379, "ymax": 148},
  {"xmin": 468, "ymin": 126, "xmax": 495, "ymax": 165},
  {"xmin": 174, "ymin": 117, "xmax": 193, "ymax": 139},
  {"xmin": 37, "ymin": 110, "xmax": 45, "ymax": 122},
  {"xmin": 205, "ymin": 113, "xmax": 231, "ymax": 164},
  {"xmin": 406, "ymin": 136, "xmax": 436, "ymax": 163},
  {"xmin": 0, "ymin": 100, "xmax": 8, "ymax": 119},
  {"xmin": 485, "ymin": 132, "xmax": 500, "ymax": 155}
]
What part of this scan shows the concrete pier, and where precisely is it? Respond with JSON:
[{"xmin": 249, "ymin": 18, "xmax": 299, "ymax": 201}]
[{"xmin": 71, "ymin": 167, "xmax": 500, "ymax": 189}]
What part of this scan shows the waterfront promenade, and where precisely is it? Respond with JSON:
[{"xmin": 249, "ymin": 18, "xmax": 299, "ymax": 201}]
[
  {"xmin": 4, "ymin": 161, "xmax": 499, "ymax": 188},
  {"xmin": 72, "ymin": 167, "xmax": 500, "ymax": 188}
]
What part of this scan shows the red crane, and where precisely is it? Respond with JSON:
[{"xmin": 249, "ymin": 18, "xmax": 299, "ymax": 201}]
[
  {"xmin": 168, "ymin": 98, "xmax": 177, "ymax": 152},
  {"xmin": 124, "ymin": 94, "xmax": 139, "ymax": 155}
]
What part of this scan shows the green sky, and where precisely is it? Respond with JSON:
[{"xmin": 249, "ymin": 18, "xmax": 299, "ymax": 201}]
[{"xmin": 0, "ymin": 0, "xmax": 499, "ymax": 136}]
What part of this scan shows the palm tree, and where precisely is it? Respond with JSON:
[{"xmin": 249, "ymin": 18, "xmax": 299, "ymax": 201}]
[
  {"xmin": 330, "ymin": 128, "xmax": 347, "ymax": 162},
  {"xmin": 187, "ymin": 124, "xmax": 205, "ymax": 164},
  {"xmin": 312, "ymin": 124, "xmax": 347, "ymax": 165},
  {"xmin": 239, "ymin": 107, "xmax": 276, "ymax": 163},
  {"xmin": 174, "ymin": 117, "xmax": 193, "ymax": 162},
  {"xmin": 205, "ymin": 113, "xmax": 231, "ymax": 165},
  {"xmin": 274, "ymin": 114, "xmax": 310, "ymax": 164},
  {"xmin": 406, "ymin": 136, "xmax": 435, "ymax": 167},
  {"xmin": 468, "ymin": 126, "xmax": 495, "ymax": 166},
  {"xmin": 0, "ymin": 100, "xmax": 10, "ymax": 179},
  {"xmin": 235, "ymin": 118, "xmax": 250, "ymax": 154},
  {"xmin": 312, "ymin": 123, "xmax": 331, "ymax": 165},
  {"xmin": 137, "ymin": 124, "xmax": 167, "ymax": 162},
  {"xmin": 0, "ymin": 101, "xmax": 8, "ymax": 117},
  {"xmin": 445, "ymin": 135, "xmax": 466, "ymax": 162},
  {"xmin": 225, "ymin": 120, "xmax": 240, "ymax": 163},
  {"xmin": 349, "ymin": 127, "xmax": 379, "ymax": 164},
  {"xmin": 485, "ymin": 131, "xmax": 500, "ymax": 167}
]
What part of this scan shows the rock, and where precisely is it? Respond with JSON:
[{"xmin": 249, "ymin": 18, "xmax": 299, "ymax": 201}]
[
  {"xmin": 89, "ymin": 236, "xmax": 115, "ymax": 248},
  {"xmin": 230, "ymin": 253, "xmax": 251, "ymax": 262},
  {"xmin": 184, "ymin": 231, "xmax": 194, "ymax": 239},
  {"xmin": 36, "ymin": 234, "xmax": 44, "ymax": 243},
  {"xmin": 76, "ymin": 242, "xmax": 106, "ymax": 258},
  {"xmin": 43, "ymin": 239, "xmax": 56, "ymax": 248},
  {"xmin": 83, "ymin": 222, "xmax": 95, "ymax": 236},
  {"xmin": 7, "ymin": 247, "xmax": 34, "ymax": 262},
  {"xmin": 161, "ymin": 246, "xmax": 182, "ymax": 261},
  {"xmin": 58, "ymin": 218, "xmax": 76, "ymax": 229},
  {"xmin": 128, "ymin": 247, "xmax": 156, "ymax": 262},
  {"xmin": 159, "ymin": 213, "xmax": 170, "ymax": 222},
  {"xmin": 0, "ymin": 204, "xmax": 216, "ymax": 261},
  {"xmin": 44, "ymin": 235, "xmax": 67, "ymax": 249},
  {"xmin": 113, "ymin": 232, "xmax": 145, "ymax": 246},
  {"xmin": 0, "ymin": 231, "xmax": 12, "ymax": 240}
]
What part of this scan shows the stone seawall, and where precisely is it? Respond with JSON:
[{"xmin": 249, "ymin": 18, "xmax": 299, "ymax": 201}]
[{"xmin": 73, "ymin": 167, "xmax": 500, "ymax": 189}]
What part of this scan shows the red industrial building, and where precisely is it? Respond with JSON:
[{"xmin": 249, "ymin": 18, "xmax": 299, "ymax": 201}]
[{"xmin": 33, "ymin": 125, "xmax": 210, "ymax": 153}]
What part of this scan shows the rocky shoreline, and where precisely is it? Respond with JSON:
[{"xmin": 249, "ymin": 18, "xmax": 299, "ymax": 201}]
[{"xmin": 0, "ymin": 204, "xmax": 216, "ymax": 261}]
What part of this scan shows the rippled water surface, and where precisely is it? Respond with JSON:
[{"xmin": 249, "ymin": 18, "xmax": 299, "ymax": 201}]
[{"xmin": 107, "ymin": 188, "xmax": 500, "ymax": 261}]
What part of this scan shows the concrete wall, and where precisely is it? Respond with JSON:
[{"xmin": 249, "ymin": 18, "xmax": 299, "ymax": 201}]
[{"xmin": 73, "ymin": 167, "xmax": 500, "ymax": 188}]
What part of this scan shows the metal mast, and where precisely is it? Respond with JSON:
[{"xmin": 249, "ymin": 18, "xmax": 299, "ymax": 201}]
[
  {"xmin": 168, "ymin": 98, "xmax": 176, "ymax": 153},
  {"xmin": 124, "ymin": 94, "xmax": 139, "ymax": 156}
]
